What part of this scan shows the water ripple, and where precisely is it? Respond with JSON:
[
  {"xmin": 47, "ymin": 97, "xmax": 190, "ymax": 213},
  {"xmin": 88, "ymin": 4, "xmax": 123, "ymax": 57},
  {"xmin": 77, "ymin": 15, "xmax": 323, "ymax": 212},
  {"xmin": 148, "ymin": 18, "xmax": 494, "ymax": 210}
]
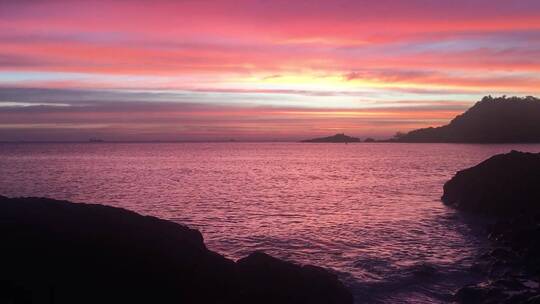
[{"xmin": 2, "ymin": 142, "xmax": 540, "ymax": 303}]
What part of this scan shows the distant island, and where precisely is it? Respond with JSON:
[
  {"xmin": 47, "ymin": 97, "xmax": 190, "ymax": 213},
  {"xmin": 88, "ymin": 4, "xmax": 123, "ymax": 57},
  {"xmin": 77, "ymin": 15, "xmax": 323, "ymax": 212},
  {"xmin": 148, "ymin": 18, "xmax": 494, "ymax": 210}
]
[
  {"xmin": 394, "ymin": 96, "xmax": 540, "ymax": 143},
  {"xmin": 301, "ymin": 133, "xmax": 361, "ymax": 143}
]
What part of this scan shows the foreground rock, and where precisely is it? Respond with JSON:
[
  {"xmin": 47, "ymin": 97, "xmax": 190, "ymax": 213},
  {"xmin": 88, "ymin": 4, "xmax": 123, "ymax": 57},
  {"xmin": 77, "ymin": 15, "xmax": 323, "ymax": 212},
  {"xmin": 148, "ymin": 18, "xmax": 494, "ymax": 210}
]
[
  {"xmin": 0, "ymin": 196, "xmax": 352, "ymax": 304},
  {"xmin": 442, "ymin": 151, "xmax": 540, "ymax": 303},
  {"xmin": 442, "ymin": 150, "xmax": 540, "ymax": 216}
]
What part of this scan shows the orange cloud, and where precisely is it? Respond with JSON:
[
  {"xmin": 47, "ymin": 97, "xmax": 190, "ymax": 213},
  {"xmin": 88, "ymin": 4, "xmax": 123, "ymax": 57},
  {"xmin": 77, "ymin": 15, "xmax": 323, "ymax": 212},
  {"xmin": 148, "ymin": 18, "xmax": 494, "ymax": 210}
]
[{"xmin": 1, "ymin": 1, "xmax": 540, "ymax": 140}]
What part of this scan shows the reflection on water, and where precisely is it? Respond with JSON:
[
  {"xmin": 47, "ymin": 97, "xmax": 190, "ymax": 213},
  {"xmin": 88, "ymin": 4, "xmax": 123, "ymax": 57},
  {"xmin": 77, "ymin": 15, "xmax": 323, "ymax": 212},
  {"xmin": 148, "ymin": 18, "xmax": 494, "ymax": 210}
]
[{"xmin": 2, "ymin": 143, "xmax": 540, "ymax": 303}]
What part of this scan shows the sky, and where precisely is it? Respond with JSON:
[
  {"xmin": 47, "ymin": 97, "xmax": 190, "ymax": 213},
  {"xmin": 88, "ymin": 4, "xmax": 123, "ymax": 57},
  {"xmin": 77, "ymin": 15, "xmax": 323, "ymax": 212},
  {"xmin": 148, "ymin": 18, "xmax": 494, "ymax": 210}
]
[{"xmin": 1, "ymin": 0, "xmax": 540, "ymax": 141}]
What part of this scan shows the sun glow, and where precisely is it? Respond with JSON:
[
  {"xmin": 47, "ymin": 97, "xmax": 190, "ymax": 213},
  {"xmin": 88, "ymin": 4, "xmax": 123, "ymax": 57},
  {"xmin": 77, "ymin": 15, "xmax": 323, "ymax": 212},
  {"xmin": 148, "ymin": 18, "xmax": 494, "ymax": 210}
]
[{"xmin": 1, "ymin": 0, "xmax": 540, "ymax": 140}]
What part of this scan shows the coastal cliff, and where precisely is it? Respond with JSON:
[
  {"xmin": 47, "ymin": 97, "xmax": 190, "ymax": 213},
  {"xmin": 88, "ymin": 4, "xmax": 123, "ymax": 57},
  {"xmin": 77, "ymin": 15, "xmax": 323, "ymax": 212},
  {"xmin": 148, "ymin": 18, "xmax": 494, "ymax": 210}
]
[
  {"xmin": 0, "ymin": 196, "xmax": 352, "ymax": 304},
  {"xmin": 396, "ymin": 96, "xmax": 540, "ymax": 143}
]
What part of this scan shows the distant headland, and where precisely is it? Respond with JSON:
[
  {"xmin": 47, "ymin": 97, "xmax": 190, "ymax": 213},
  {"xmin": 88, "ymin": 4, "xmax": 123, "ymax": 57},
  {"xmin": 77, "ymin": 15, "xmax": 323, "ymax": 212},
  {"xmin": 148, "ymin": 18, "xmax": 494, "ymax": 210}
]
[
  {"xmin": 301, "ymin": 133, "xmax": 361, "ymax": 143},
  {"xmin": 393, "ymin": 96, "xmax": 540, "ymax": 143},
  {"xmin": 300, "ymin": 96, "xmax": 540, "ymax": 144}
]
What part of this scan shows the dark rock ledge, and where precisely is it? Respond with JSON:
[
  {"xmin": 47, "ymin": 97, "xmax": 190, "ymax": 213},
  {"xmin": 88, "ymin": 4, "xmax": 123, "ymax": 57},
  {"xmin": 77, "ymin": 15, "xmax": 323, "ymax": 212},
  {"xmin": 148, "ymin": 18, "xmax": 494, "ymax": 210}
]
[
  {"xmin": 442, "ymin": 151, "xmax": 540, "ymax": 303},
  {"xmin": 0, "ymin": 196, "xmax": 353, "ymax": 304}
]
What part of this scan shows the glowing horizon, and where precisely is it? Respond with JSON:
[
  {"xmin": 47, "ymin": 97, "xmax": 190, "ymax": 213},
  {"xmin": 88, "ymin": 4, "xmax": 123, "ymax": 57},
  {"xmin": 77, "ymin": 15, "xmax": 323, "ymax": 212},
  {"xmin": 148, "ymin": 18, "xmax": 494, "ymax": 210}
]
[{"xmin": 1, "ymin": 0, "xmax": 540, "ymax": 141}]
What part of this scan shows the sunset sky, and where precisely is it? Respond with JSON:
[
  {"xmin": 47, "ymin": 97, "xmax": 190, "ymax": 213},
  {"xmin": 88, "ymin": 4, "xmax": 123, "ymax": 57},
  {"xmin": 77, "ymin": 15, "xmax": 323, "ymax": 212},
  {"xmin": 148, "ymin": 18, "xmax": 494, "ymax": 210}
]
[{"xmin": 1, "ymin": 0, "xmax": 540, "ymax": 141}]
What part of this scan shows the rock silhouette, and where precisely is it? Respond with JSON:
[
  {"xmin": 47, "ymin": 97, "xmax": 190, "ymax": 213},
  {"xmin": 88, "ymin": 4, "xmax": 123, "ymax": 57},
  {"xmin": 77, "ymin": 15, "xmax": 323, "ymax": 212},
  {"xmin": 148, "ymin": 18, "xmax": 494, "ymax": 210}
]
[
  {"xmin": 301, "ymin": 133, "xmax": 361, "ymax": 143},
  {"xmin": 236, "ymin": 251, "xmax": 353, "ymax": 304},
  {"xmin": 396, "ymin": 96, "xmax": 540, "ymax": 143},
  {"xmin": 442, "ymin": 150, "xmax": 540, "ymax": 216},
  {"xmin": 441, "ymin": 151, "xmax": 540, "ymax": 303},
  {"xmin": 0, "ymin": 196, "xmax": 353, "ymax": 304}
]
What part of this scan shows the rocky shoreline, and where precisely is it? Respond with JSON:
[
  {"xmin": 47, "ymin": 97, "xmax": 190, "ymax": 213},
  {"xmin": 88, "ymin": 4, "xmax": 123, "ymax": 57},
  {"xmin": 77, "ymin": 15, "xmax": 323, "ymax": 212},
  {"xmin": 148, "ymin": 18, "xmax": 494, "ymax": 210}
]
[
  {"xmin": 455, "ymin": 216, "xmax": 540, "ymax": 303},
  {"xmin": 0, "ymin": 196, "xmax": 353, "ymax": 304},
  {"xmin": 442, "ymin": 151, "xmax": 540, "ymax": 303}
]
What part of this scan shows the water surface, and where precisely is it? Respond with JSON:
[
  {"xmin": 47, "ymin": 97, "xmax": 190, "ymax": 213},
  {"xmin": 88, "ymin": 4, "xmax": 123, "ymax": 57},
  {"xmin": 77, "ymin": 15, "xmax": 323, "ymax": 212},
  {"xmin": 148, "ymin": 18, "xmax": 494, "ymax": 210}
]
[{"xmin": 2, "ymin": 143, "xmax": 540, "ymax": 303}]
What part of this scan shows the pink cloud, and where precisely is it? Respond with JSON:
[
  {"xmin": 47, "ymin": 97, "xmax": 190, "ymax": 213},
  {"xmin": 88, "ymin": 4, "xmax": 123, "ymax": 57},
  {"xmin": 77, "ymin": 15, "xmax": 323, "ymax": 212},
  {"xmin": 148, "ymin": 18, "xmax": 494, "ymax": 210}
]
[{"xmin": 1, "ymin": 1, "xmax": 540, "ymax": 140}]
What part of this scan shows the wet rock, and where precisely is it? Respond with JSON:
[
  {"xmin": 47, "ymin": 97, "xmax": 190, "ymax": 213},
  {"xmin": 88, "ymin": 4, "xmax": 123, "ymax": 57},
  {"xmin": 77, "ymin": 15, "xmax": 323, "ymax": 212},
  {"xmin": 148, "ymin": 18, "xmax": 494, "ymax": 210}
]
[{"xmin": 0, "ymin": 197, "xmax": 353, "ymax": 304}]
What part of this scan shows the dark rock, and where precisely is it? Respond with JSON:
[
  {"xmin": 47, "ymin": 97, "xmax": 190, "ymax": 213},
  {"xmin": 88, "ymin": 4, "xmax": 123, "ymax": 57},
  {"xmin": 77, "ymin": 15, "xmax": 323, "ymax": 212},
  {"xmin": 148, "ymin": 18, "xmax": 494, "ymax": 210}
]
[
  {"xmin": 395, "ymin": 95, "xmax": 540, "ymax": 143},
  {"xmin": 444, "ymin": 152, "xmax": 540, "ymax": 302},
  {"xmin": 0, "ymin": 197, "xmax": 353, "ymax": 304},
  {"xmin": 488, "ymin": 248, "xmax": 516, "ymax": 260},
  {"xmin": 301, "ymin": 133, "xmax": 361, "ymax": 143},
  {"xmin": 442, "ymin": 150, "xmax": 540, "ymax": 216},
  {"xmin": 410, "ymin": 263, "xmax": 438, "ymax": 277},
  {"xmin": 492, "ymin": 278, "xmax": 524, "ymax": 290},
  {"xmin": 526, "ymin": 295, "xmax": 540, "ymax": 304},
  {"xmin": 236, "ymin": 252, "xmax": 353, "ymax": 304},
  {"xmin": 506, "ymin": 292, "xmax": 537, "ymax": 304},
  {"xmin": 454, "ymin": 284, "xmax": 491, "ymax": 303}
]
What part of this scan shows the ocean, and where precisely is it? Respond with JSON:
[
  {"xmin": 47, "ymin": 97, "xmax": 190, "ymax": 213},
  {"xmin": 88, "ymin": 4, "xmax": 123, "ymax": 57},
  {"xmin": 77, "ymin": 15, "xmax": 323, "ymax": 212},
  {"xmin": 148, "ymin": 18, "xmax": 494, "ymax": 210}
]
[{"xmin": 2, "ymin": 142, "xmax": 540, "ymax": 303}]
